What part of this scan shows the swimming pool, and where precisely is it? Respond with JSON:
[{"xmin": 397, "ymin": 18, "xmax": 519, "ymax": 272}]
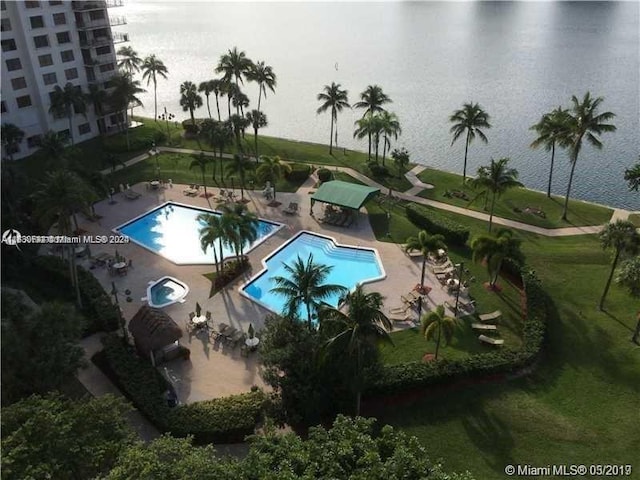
[
  {"xmin": 241, "ymin": 231, "xmax": 385, "ymax": 320},
  {"xmin": 147, "ymin": 276, "xmax": 189, "ymax": 308},
  {"xmin": 116, "ymin": 202, "xmax": 282, "ymax": 264}
]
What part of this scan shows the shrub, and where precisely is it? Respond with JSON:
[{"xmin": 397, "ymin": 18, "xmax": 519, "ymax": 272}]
[
  {"xmin": 317, "ymin": 168, "xmax": 333, "ymax": 183},
  {"xmin": 169, "ymin": 131, "xmax": 184, "ymax": 147},
  {"xmin": 367, "ymin": 162, "xmax": 389, "ymax": 177},
  {"xmin": 405, "ymin": 204, "xmax": 470, "ymax": 245},
  {"xmin": 103, "ymin": 128, "xmax": 165, "ymax": 153},
  {"xmin": 285, "ymin": 163, "xmax": 311, "ymax": 183},
  {"xmin": 213, "ymin": 258, "xmax": 250, "ymax": 291}
]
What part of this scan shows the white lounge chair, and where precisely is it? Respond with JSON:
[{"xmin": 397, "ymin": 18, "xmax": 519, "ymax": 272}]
[
  {"xmin": 478, "ymin": 310, "xmax": 502, "ymax": 323},
  {"xmin": 479, "ymin": 334, "xmax": 504, "ymax": 346},
  {"xmin": 389, "ymin": 312, "xmax": 413, "ymax": 323},
  {"xmin": 472, "ymin": 323, "xmax": 498, "ymax": 331}
]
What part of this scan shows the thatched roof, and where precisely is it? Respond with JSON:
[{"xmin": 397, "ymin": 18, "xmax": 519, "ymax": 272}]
[{"xmin": 128, "ymin": 305, "xmax": 183, "ymax": 357}]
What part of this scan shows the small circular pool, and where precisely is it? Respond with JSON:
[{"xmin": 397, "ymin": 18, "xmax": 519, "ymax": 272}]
[{"xmin": 147, "ymin": 276, "xmax": 189, "ymax": 308}]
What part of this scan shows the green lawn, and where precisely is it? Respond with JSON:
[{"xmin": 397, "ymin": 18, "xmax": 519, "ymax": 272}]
[
  {"xmin": 417, "ymin": 168, "xmax": 613, "ymax": 228},
  {"xmin": 629, "ymin": 213, "xmax": 640, "ymax": 227}
]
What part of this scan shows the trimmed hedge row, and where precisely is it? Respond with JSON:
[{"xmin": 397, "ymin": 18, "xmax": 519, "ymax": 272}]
[
  {"xmin": 285, "ymin": 163, "xmax": 311, "ymax": 183},
  {"xmin": 103, "ymin": 129, "xmax": 166, "ymax": 154},
  {"xmin": 365, "ymin": 269, "xmax": 548, "ymax": 396},
  {"xmin": 405, "ymin": 204, "xmax": 470, "ymax": 246},
  {"xmin": 101, "ymin": 335, "xmax": 268, "ymax": 444}
]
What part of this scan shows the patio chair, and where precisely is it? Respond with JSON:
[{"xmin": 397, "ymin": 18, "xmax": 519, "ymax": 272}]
[
  {"xmin": 472, "ymin": 323, "xmax": 498, "ymax": 331},
  {"xmin": 478, "ymin": 334, "xmax": 504, "ymax": 346},
  {"xmin": 283, "ymin": 202, "xmax": 299, "ymax": 215},
  {"xmin": 390, "ymin": 305, "xmax": 410, "ymax": 314},
  {"xmin": 227, "ymin": 330, "xmax": 245, "ymax": 348},
  {"xmin": 478, "ymin": 310, "xmax": 502, "ymax": 323},
  {"xmin": 124, "ymin": 189, "xmax": 141, "ymax": 200},
  {"xmin": 389, "ymin": 312, "xmax": 413, "ymax": 323}
]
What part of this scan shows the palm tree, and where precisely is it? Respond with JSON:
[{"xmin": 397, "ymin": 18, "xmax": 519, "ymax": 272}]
[
  {"xmin": 109, "ymin": 73, "xmax": 145, "ymax": 150},
  {"xmin": 256, "ymin": 155, "xmax": 291, "ymax": 202},
  {"xmin": 316, "ymin": 82, "xmax": 350, "ymax": 155},
  {"xmin": 391, "ymin": 147, "xmax": 410, "ymax": 179},
  {"xmin": 116, "ymin": 46, "xmax": 142, "ymax": 118},
  {"xmin": 86, "ymin": 83, "xmax": 108, "ymax": 119},
  {"xmin": 197, "ymin": 213, "xmax": 224, "ymax": 273},
  {"xmin": 229, "ymin": 114, "xmax": 249, "ymax": 151},
  {"xmin": 599, "ymin": 220, "xmax": 640, "ymax": 310},
  {"xmin": 271, "ymin": 253, "xmax": 347, "ymax": 329},
  {"xmin": 179, "ymin": 81, "xmax": 203, "ymax": 127},
  {"xmin": 1, "ymin": 123, "xmax": 24, "ymax": 161},
  {"xmin": 201, "ymin": 119, "xmax": 233, "ymax": 180},
  {"xmin": 189, "ymin": 152, "xmax": 209, "ymax": 196},
  {"xmin": 449, "ymin": 102, "xmax": 492, "ymax": 184},
  {"xmin": 246, "ymin": 60, "xmax": 277, "ymax": 113},
  {"xmin": 529, "ymin": 106, "xmax": 570, "ymax": 197},
  {"xmin": 231, "ymin": 89, "xmax": 250, "ymax": 118},
  {"xmin": 421, "ymin": 305, "xmax": 458, "ymax": 360},
  {"xmin": 226, "ymin": 153, "xmax": 253, "ymax": 201},
  {"xmin": 321, "ymin": 285, "xmax": 392, "ymax": 415},
  {"xmin": 354, "ymin": 84, "xmax": 391, "ymax": 117},
  {"xmin": 216, "ymin": 47, "xmax": 254, "ymax": 116},
  {"xmin": 559, "ymin": 92, "xmax": 616, "ymax": 221},
  {"xmin": 49, "ymin": 83, "xmax": 87, "ymax": 145},
  {"xmin": 404, "ymin": 230, "xmax": 447, "ymax": 287},
  {"xmin": 198, "ymin": 80, "xmax": 215, "ymax": 119},
  {"xmin": 624, "ymin": 160, "xmax": 640, "ymax": 191},
  {"xmin": 246, "ymin": 109, "xmax": 267, "ymax": 162},
  {"xmin": 218, "ymin": 202, "xmax": 259, "ymax": 258},
  {"xmin": 379, "ymin": 111, "xmax": 402, "ymax": 166},
  {"xmin": 141, "ymin": 54, "xmax": 169, "ymax": 121},
  {"xmin": 471, "ymin": 228, "xmax": 524, "ymax": 289},
  {"xmin": 36, "ymin": 130, "xmax": 67, "ymax": 166},
  {"xmin": 353, "ymin": 114, "xmax": 381, "ymax": 162},
  {"xmin": 32, "ymin": 170, "xmax": 96, "ymax": 308},
  {"xmin": 210, "ymin": 79, "xmax": 224, "ymax": 121},
  {"xmin": 469, "ymin": 158, "xmax": 523, "ymax": 232}
]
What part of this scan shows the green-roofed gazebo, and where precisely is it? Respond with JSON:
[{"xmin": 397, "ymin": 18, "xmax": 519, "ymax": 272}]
[{"xmin": 311, "ymin": 180, "xmax": 380, "ymax": 212}]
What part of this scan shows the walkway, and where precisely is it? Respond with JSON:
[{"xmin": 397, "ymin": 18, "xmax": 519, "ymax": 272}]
[{"xmin": 103, "ymin": 146, "xmax": 635, "ymax": 237}]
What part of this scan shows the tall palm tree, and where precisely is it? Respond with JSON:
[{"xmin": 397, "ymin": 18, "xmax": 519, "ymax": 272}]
[
  {"xmin": 246, "ymin": 60, "xmax": 277, "ymax": 113},
  {"xmin": 421, "ymin": 305, "xmax": 458, "ymax": 360},
  {"xmin": 218, "ymin": 202, "xmax": 259, "ymax": 259},
  {"xmin": 256, "ymin": 155, "xmax": 291, "ymax": 202},
  {"xmin": 316, "ymin": 82, "xmax": 350, "ymax": 155},
  {"xmin": 599, "ymin": 220, "xmax": 640, "ymax": 310},
  {"xmin": 36, "ymin": 130, "xmax": 67, "ymax": 167},
  {"xmin": 210, "ymin": 79, "xmax": 224, "ymax": 121},
  {"xmin": 321, "ymin": 285, "xmax": 392, "ymax": 415},
  {"xmin": 141, "ymin": 54, "xmax": 169, "ymax": 121},
  {"xmin": 625, "ymin": 161, "xmax": 640, "ymax": 192},
  {"xmin": 404, "ymin": 230, "xmax": 447, "ymax": 287},
  {"xmin": 354, "ymin": 84, "xmax": 391, "ymax": 117},
  {"xmin": 221, "ymin": 80, "xmax": 235, "ymax": 120},
  {"xmin": 271, "ymin": 253, "xmax": 347, "ymax": 329},
  {"xmin": 197, "ymin": 213, "xmax": 224, "ymax": 273},
  {"xmin": 86, "ymin": 83, "xmax": 108, "ymax": 119},
  {"xmin": 1, "ymin": 123, "xmax": 24, "ymax": 161},
  {"xmin": 32, "ymin": 170, "xmax": 96, "ymax": 308},
  {"xmin": 449, "ymin": 102, "xmax": 492, "ymax": 184},
  {"xmin": 201, "ymin": 119, "xmax": 233, "ymax": 180},
  {"xmin": 353, "ymin": 114, "xmax": 381, "ymax": 162},
  {"xmin": 49, "ymin": 83, "xmax": 87, "ymax": 145},
  {"xmin": 231, "ymin": 89, "xmax": 250, "ymax": 117},
  {"xmin": 529, "ymin": 106, "xmax": 570, "ymax": 197},
  {"xmin": 189, "ymin": 152, "xmax": 209, "ymax": 196},
  {"xmin": 559, "ymin": 92, "xmax": 616, "ymax": 221},
  {"xmin": 198, "ymin": 80, "xmax": 215, "ymax": 119},
  {"xmin": 179, "ymin": 81, "xmax": 203, "ymax": 127},
  {"xmin": 246, "ymin": 109, "xmax": 267, "ymax": 162},
  {"xmin": 116, "ymin": 46, "xmax": 142, "ymax": 76},
  {"xmin": 471, "ymin": 228, "xmax": 524, "ymax": 288},
  {"xmin": 229, "ymin": 113, "xmax": 249, "ymax": 151},
  {"xmin": 109, "ymin": 73, "xmax": 145, "ymax": 150},
  {"xmin": 226, "ymin": 153, "xmax": 253, "ymax": 201},
  {"xmin": 216, "ymin": 47, "xmax": 254, "ymax": 116},
  {"xmin": 469, "ymin": 157, "xmax": 523, "ymax": 232},
  {"xmin": 379, "ymin": 111, "xmax": 402, "ymax": 166}
]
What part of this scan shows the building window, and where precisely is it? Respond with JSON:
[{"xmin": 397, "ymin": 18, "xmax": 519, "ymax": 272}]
[
  {"xmin": 65, "ymin": 68, "xmax": 78, "ymax": 80},
  {"xmin": 11, "ymin": 77, "xmax": 27, "ymax": 90},
  {"xmin": 1, "ymin": 101, "xmax": 6, "ymax": 113},
  {"xmin": 99, "ymin": 63, "xmax": 115, "ymax": 73},
  {"xmin": 33, "ymin": 34, "xmax": 49, "ymax": 48},
  {"xmin": 56, "ymin": 31, "xmax": 70, "ymax": 44},
  {"xmin": 52, "ymin": 12, "xmax": 66, "ymax": 25},
  {"xmin": 78, "ymin": 123, "xmax": 91, "ymax": 135},
  {"xmin": 27, "ymin": 135, "xmax": 42, "ymax": 148},
  {"xmin": 60, "ymin": 49, "xmax": 74, "ymax": 62},
  {"xmin": 89, "ymin": 10, "xmax": 106, "ymax": 21},
  {"xmin": 16, "ymin": 95, "xmax": 32, "ymax": 108},
  {"xmin": 1, "ymin": 18, "xmax": 11, "ymax": 32},
  {"xmin": 1, "ymin": 1, "xmax": 6, "ymax": 10},
  {"xmin": 95, "ymin": 45, "xmax": 111, "ymax": 56},
  {"xmin": 25, "ymin": 1, "xmax": 40, "ymax": 8},
  {"xmin": 30, "ymin": 15, "xmax": 45, "ymax": 28},
  {"xmin": 6, "ymin": 58, "xmax": 21, "ymax": 71},
  {"xmin": 43, "ymin": 72, "xmax": 57, "ymax": 85},
  {"xmin": 1, "ymin": 39, "xmax": 17, "ymax": 52},
  {"xmin": 49, "ymin": 1, "xmax": 62, "ymax": 5},
  {"xmin": 38, "ymin": 54, "xmax": 53, "ymax": 67}
]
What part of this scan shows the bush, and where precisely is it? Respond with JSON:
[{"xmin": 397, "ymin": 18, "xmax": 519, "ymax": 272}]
[
  {"xmin": 405, "ymin": 204, "xmax": 470, "ymax": 246},
  {"xmin": 317, "ymin": 168, "xmax": 333, "ymax": 183},
  {"xmin": 285, "ymin": 163, "xmax": 311, "ymax": 183},
  {"xmin": 365, "ymin": 268, "xmax": 548, "ymax": 396},
  {"xmin": 103, "ymin": 128, "xmax": 166, "ymax": 153},
  {"xmin": 367, "ymin": 162, "xmax": 389, "ymax": 177},
  {"xmin": 213, "ymin": 258, "xmax": 250, "ymax": 291},
  {"xmin": 169, "ymin": 131, "xmax": 184, "ymax": 147}
]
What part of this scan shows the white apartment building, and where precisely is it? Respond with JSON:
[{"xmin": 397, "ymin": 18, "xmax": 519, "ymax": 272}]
[{"xmin": 1, "ymin": 0, "xmax": 128, "ymax": 160}]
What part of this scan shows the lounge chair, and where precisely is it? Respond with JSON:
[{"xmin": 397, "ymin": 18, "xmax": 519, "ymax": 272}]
[
  {"xmin": 472, "ymin": 323, "xmax": 498, "ymax": 331},
  {"xmin": 389, "ymin": 312, "xmax": 413, "ymax": 323},
  {"xmin": 478, "ymin": 310, "xmax": 502, "ymax": 323},
  {"xmin": 183, "ymin": 186, "xmax": 198, "ymax": 196},
  {"xmin": 479, "ymin": 334, "xmax": 504, "ymax": 346},
  {"xmin": 124, "ymin": 189, "xmax": 141, "ymax": 200},
  {"xmin": 390, "ymin": 305, "xmax": 410, "ymax": 314},
  {"xmin": 283, "ymin": 202, "xmax": 299, "ymax": 215}
]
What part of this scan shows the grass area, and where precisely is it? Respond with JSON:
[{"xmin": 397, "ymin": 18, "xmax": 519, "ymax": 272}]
[
  {"xmin": 332, "ymin": 171, "xmax": 367, "ymax": 186},
  {"xmin": 628, "ymin": 213, "xmax": 640, "ymax": 227},
  {"xmin": 417, "ymin": 168, "xmax": 613, "ymax": 228}
]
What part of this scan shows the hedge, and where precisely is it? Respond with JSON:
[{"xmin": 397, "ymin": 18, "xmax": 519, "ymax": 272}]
[
  {"xmin": 317, "ymin": 168, "xmax": 333, "ymax": 183},
  {"xmin": 101, "ymin": 335, "xmax": 269, "ymax": 444},
  {"xmin": 405, "ymin": 204, "xmax": 470, "ymax": 246},
  {"xmin": 364, "ymin": 269, "xmax": 548, "ymax": 396},
  {"xmin": 103, "ymin": 129, "xmax": 166, "ymax": 154},
  {"xmin": 285, "ymin": 163, "xmax": 311, "ymax": 183},
  {"xmin": 210, "ymin": 258, "xmax": 250, "ymax": 293},
  {"xmin": 367, "ymin": 162, "xmax": 389, "ymax": 178}
]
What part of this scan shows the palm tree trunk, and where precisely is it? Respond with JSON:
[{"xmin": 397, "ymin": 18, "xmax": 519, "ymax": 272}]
[
  {"xmin": 206, "ymin": 95, "xmax": 212, "ymax": 119},
  {"xmin": 257, "ymin": 87, "xmax": 263, "ymax": 113},
  {"xmin": 374, "ymin": 133, "xmax": 380, "ymax": 163},
  {"xmin": 201, "ymin": 169, "xmax": 207, "ymax": 196},
  {"xmin": 420, "ymin": 257, "xmax": 427, "ymax": 287},
  {"xmin": 329, "ymin": 111, "xmax": 334, "ymax": 155},
  {"xmin": 599, "ymin": 250, "xmax": 620, "ymax": 310},
  {"xmin": 382, "ymin": 135, "xmax": 388, "ymax": 166},
  {"xmin": 632, "ymin": 317, "xmax": 640, "ymax": 345},
  {"xmin": 153, "ymin": 79, "xmax": 158, "ymax": 121},
  {"xmin": 254, "ymin": 127, "xmax": 259, "ymax": 164},
  {"xmin": 124, "ymin": 110, "xmax": 130, "ymax": 151},
  {"xmin": 547, "ymin": 142, "xmax": 555, "ymax": 198},
  {"xmin": 435, "ymin": 322, "xmax": 441, "ymax": 359},
  {"xmin": 562, "ymin": 153, "xmax": 578, "ymax": 221},
  {"xmin": 227, "ymin": 97, "xmax": 231, "ymax": 119},
  {"xmin": 367, "ymin": 132, "xmax": 372, "ymax": 161},
  {"xmin": 68, "ymin": 115, "xmax": 74, "ymax": 145},
  {"xmin": 462, "ymin": 130, "xmax": 470, "ymax": 184},
  {"xmin": 306, "ymin": 300, "xmax": 312, "ymax": 330},
  {"xmin": 240, "ymin": 172, "xmax": 245, "ymax": 200},
  {"xmin": 215, "ymin": 94, "xmax": 221, "ymax": 121},
  {"xmin": 355, "ymin": 345, "xmax": 362, "ymax": 416},
  {"xmin": 492, "ymin": 258, "xmax": 503, "ymax": 287},
  {"xmin": 218, "ymin": 238, "xmax": 224, "ymax": 268},
  {"xmin": 70, "ymin": 250, "xmax": 82, "ymax": 308},
  {"xmin": 235, "ymin": 76, "xmax": 241, "ymax": 116},
  {"xmin": 488, "ymin": 191, "xmax": 497, "ymax": 232}
]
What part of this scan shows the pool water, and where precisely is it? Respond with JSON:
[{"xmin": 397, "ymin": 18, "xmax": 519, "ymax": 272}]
[
  {"xmin": 241, "ymin": 231, "xmax": 385, "ymax": 320},
  {"xmin": 147, "ymin": 276, "xmax": 189, "ymax": 308},
  {"xmin": 116, "ymin": 202, "xmax": 282, "ymax": 264}
]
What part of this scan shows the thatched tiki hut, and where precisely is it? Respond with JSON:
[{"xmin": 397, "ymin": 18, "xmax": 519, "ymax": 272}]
[{"xmin": 128, "ymin": 305, "xmax": 188, "ymax": 365}]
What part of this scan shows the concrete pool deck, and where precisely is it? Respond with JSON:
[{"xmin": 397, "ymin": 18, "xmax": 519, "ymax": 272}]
[{"xmin": 76, "ymin": 174, "xmax": 464, "ymax": 404}]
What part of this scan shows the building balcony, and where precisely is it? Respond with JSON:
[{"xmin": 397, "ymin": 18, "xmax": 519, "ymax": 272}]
[
  {"xmin": 76, "ymin": 16, "xmax": 127, "ymax": 30},
  {"xmin": 72, "ymin": 0, "xmax": 124, "ymax": 11},
  {"xmin": 79, "ymin": 32, "xmax": 129, "ymax": 48}
]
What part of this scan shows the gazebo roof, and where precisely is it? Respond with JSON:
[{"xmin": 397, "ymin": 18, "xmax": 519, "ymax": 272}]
[
  {"xmin": 128, "ymin": 305, "xmax": 183, "ymax": 356},
  {"xmin": 311, "ymin": 180, "xmax": 380, "ymax": 210}
]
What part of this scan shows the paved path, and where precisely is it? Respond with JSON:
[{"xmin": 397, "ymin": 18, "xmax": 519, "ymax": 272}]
[{"xmin": 103, "ymin": 146, "xmax": 635, "ymax": 237}]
